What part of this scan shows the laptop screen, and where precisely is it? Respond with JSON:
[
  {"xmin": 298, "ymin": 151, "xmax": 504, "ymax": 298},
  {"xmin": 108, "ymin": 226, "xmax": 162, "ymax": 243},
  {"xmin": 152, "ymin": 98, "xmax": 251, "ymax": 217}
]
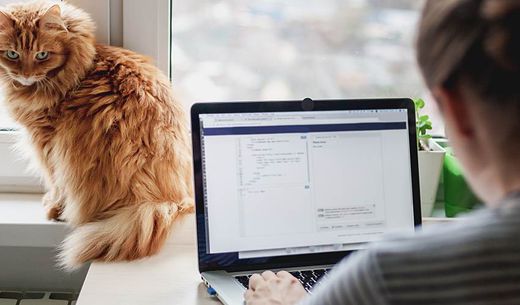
[{"xmin": 198, "ymin": 108, "xmax": 415, "ymax": 260}]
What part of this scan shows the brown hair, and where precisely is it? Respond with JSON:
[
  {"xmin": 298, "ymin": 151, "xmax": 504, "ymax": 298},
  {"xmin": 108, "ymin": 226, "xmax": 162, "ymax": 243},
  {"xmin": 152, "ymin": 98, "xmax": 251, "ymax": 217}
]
[{"xmin": 417, "ymin": 0, "xmax": 520, "ymax": 104}]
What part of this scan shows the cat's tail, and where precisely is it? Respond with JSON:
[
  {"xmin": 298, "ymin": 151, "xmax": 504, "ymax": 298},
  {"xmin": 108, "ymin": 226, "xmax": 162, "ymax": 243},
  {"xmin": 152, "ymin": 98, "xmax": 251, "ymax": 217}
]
[{"xmin": 57, "ymin": 200, "xmax": 193, "ymax": 271}]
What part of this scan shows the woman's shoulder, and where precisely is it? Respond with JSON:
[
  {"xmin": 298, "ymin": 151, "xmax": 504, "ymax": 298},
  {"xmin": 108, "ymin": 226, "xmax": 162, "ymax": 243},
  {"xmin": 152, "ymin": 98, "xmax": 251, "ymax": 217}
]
[
  {"xmin": 358, "ymin": 195, "xmax": 520, "ymax": 303},
  {"xmin": 370, "ymin": 198, "xmax": 520, "ymax": 270}
]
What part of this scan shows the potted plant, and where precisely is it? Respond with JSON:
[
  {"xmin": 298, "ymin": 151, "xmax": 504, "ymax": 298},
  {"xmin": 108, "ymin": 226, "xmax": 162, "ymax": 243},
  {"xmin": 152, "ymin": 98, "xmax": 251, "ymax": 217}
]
[{"xmin": 414, "ymin": 98, "xmax": 446, "ymax": 217}]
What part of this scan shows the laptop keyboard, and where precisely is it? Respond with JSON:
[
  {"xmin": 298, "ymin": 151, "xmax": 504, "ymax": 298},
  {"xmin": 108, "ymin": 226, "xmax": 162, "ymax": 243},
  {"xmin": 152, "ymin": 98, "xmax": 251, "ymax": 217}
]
[
  {"xmin": 234, "ymin": 268, "xmax": 330, "ymax": 292},
  {"xmin": 0, "ymin": 291, "xmax": 78, "ymax": 305}
]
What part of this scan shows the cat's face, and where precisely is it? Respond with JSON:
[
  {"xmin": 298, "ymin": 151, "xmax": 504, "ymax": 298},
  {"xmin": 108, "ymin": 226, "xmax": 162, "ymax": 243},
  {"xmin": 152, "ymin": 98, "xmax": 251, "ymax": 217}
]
[{"xmin": 0, "ymin": 5, "xmax": 67, "ymax": 87}]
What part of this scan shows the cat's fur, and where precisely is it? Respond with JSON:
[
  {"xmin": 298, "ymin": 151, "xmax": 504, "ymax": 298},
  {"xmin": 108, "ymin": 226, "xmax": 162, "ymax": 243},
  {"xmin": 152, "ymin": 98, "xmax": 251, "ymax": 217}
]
[{"xmin": 0, "ymin": 1, "xmax": 193, "ymax": 270}]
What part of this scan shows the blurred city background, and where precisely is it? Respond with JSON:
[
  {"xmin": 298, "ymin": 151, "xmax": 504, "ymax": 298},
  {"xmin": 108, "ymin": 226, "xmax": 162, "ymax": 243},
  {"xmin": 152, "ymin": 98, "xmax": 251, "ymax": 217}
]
[
  {"xmin": 171, "ymin": 0, "xmax": 442, "ymax": 134},
  {"xmin": 0, "ymin": 0, "xmax": 443, "ymax": 134}
]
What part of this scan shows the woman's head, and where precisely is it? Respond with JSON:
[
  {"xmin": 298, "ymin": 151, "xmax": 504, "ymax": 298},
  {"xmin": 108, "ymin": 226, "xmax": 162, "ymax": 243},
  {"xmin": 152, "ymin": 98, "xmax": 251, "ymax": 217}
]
[{"xmin": 417, "ymin": 0, "xmax": 520, "ymax": 204}]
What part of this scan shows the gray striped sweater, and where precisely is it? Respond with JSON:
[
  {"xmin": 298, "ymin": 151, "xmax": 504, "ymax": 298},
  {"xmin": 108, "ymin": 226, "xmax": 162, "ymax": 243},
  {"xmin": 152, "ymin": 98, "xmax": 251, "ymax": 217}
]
[{"xmin": 300, "ymin": 192, "xmax": 520, "ymax": 305}]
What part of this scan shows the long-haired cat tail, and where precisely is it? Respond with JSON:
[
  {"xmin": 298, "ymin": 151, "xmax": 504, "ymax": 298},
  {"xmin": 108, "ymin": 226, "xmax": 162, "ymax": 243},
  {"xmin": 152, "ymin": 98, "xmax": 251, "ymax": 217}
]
[{"xmin": 0, "ymin": 1, "xmax": 194, "ymax": 270}]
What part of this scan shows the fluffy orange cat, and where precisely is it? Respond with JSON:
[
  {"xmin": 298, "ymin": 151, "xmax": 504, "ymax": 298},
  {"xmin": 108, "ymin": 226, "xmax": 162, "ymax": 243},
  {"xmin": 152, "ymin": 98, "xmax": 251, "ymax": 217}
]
[{"xmin": 0, "ymin": 1, "xmax": 193, "ymax": 270}]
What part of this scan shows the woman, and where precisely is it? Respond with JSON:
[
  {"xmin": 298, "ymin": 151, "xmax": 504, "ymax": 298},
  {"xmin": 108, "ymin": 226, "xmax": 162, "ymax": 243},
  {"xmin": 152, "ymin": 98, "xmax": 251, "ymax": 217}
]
[{"xmin": 245, "ymin": 0, "xmax": 520, "ymax": 304}]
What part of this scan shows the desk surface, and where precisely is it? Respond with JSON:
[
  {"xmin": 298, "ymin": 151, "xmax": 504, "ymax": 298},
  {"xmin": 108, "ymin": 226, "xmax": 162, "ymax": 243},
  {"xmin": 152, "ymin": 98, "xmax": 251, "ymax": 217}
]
[
  {"xmin": 77, "ymin": 216, "xmax": 452, "ymax": 305},
  {"xmin": 77, "ymin": 244, "xmax": 220, "ymax": 305},
  {"xmin": 77, "ymin": 216, "xmax": 221, "ymax": 305}
]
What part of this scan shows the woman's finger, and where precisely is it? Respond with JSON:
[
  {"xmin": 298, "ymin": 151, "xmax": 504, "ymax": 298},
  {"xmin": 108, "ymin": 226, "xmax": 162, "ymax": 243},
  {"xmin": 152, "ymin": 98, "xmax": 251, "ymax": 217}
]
[
  {"xmin": 249, "ymin": 273, "xmax": 263, "ymax": 290},
  {"xmin": 276, "ymin": 270, "xmax": 294, "ymax": 279},
  {"xmin": 243, "ymin": 288, "xmax": 253, "ymax": 300},
  {"xmin": 261, "ymin": 270, "xmax": 278, "ymax": 281}
]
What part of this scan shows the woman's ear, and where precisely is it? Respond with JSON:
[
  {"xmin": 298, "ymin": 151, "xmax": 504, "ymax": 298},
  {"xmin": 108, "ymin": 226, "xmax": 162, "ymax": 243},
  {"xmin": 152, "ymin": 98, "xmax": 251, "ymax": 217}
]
[
  {"xmin": 39, "ymin": 5, "xmax": 67, "ymax": 32},
  {"xmin": 432, "ymin": 86, "xmax": 475, "ymax": 139}
]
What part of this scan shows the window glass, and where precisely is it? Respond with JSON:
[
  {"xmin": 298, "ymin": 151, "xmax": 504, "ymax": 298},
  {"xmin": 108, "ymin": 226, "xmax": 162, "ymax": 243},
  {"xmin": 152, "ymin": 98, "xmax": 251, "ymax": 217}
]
[{"xmin": 171, "ymin": 0, "xmax": 442, "ymax": 134}]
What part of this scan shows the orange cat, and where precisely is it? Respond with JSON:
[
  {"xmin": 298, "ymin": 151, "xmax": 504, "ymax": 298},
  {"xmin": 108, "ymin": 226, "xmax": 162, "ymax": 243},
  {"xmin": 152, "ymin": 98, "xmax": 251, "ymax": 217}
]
[{"xmin": 0, "ymin": 1, "xmax": 193, "ymax": 270}]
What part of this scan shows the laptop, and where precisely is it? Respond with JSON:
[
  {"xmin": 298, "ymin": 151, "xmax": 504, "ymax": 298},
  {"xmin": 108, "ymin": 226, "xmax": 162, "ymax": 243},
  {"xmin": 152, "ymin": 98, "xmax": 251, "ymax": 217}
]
[{"xmin": 190, "ymin": 98, "xmax": 422, "ymax": 305}]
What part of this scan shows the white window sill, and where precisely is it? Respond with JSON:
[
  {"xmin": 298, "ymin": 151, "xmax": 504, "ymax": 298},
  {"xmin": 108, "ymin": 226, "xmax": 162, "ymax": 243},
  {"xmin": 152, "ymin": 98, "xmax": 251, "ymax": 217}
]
[
  {"xmin": 0, "ymin": 193, "xmax": 197, "ymax": 248},
  {"xmin": 0, "ymin": 131, "xmax": 45, "ymax": 193},
  {"xmin": 0, "ymin": 193, "xmax": 47, "ymax": 224},
  {"xmin": 0, "ymin": 193, "xmax": 68, "ymax": 247}
]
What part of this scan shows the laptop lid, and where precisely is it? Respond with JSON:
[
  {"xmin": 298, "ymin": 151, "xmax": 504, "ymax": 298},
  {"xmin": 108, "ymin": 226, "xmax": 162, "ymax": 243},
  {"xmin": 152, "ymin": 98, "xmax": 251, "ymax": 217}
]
[{"xmin": 191, "ymin": 98, "xmax": 421, "ymax": 273}]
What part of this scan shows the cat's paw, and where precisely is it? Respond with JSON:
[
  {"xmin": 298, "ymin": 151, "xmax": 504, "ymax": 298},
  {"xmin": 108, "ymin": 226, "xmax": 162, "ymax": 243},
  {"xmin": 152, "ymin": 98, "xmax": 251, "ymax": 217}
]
[
  {"xmin": 42, "ymin": 191, "xmax": 65, "ymax": 222},
  {"xmin": 45, "ymin": 205, "xmax": 64, "ymax": 222}
]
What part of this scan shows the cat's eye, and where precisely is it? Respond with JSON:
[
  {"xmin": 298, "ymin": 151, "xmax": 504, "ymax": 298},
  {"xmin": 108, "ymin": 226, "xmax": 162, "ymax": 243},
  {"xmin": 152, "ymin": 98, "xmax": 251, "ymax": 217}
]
[
  {"xmin": 35, "ymin": 51, "xmax": 49, "ymax": 61},
  {"xmin": 5, "ymin": 50, "xmax": 19, "ymax": 60}
]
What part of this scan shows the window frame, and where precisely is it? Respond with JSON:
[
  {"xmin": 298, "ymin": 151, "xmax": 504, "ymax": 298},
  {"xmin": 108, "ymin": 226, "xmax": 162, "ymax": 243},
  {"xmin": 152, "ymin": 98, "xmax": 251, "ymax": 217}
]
[
  {"xmin": 122, "ymin": 0, "xmax": 171, "ymax": 77},
  {"xmin": 0, "ymin": 0, "xmax": 170, "ymax": 193}
]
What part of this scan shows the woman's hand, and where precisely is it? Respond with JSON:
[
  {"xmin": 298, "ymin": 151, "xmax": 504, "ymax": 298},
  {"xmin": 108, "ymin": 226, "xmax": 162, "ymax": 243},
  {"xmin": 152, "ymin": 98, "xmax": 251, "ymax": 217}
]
[{"xmin": 244, "ymin": 270, "xmax": 308, "ymax": 305}]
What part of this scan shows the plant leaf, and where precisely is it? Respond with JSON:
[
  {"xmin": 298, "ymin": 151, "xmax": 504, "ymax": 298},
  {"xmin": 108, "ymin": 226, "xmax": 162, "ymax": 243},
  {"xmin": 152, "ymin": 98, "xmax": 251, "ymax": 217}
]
[
  {"xmin": 417, "ymin": 121, "xmax": 429, "ymax": 128},
  {"xmin": 414, "ymin": 98, "xmax": 434, "ymax": 146},
  {"xmin": 414, "ymin": 98, "xmax": 425, "ymax": 109}
]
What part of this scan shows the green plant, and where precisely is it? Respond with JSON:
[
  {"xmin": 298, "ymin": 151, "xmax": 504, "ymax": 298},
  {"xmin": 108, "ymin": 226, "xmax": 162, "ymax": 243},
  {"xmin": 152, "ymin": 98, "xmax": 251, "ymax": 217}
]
[{"xmin": 414, "ymin": 98, "xmax": 433, "ymax": 150}]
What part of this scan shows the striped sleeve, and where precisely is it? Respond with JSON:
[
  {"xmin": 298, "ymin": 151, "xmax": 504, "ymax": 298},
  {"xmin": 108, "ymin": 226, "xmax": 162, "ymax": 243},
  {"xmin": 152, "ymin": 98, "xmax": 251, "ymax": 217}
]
[{"xmin": 298, "ymin": 249, "xmax": 389, "ymax": 305}]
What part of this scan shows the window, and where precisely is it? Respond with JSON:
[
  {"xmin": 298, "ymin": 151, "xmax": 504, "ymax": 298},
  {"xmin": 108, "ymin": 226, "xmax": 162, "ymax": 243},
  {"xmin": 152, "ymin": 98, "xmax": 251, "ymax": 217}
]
[
  {"xmin": 171, "ymin": 0, "xmax": 442, "ymax": 134},
  {"xmin": 0, "ymin": 0, "xmax": 443, "ymax": 192}
]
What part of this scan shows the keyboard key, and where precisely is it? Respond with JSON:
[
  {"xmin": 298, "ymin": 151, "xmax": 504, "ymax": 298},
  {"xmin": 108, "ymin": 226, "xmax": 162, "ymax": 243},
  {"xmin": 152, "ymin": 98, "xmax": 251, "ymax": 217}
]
[
  {"xmin": 235, "ymin": 275, "xmax": 250, "ymax": 288},
  {"xmin": 0, "ymin": 292, "xmax": 19, "ymax": 305},
  {"xmin": 289, "ymin": 271, "xmax": 300, "ymax": 278},
  {"xmin": 0, "ymin": 292, "xmax": 22, "ymax": 300},
  {"xmin": 49, "ymin": 293, "xmax": 75, "ymax": 301},
  {"xmin": 19, "ymin": 300, "xmax": 68, "ymax": 305},
  {"xmin": 301, "ymin": 271, "xmax": 314, "ymax": 278}
]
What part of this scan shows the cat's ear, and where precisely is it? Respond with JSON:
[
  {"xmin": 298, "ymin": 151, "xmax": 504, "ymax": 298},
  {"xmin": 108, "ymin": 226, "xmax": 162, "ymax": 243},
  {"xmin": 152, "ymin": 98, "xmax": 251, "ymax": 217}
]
[
  {"xmin": 39, "ymin": 5, "xmax": 67, "ymax": 32},
  {"xmin": 0, "ymin": 10, "xmax": 14, "ymax": 31}
]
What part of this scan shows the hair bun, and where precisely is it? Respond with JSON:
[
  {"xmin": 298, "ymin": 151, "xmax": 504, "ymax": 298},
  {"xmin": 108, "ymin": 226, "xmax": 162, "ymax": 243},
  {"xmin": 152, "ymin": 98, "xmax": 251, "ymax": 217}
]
[{"xmin": 482, "ymin": 0, "xmax": 520, "ymax": 71}]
